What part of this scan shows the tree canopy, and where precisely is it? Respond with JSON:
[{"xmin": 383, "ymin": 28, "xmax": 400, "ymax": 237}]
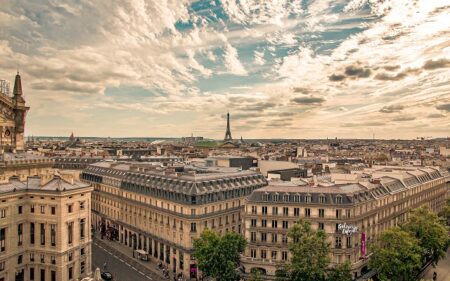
[
  {"xmin": 286, "ymin": 219, "xmax": 331, "ymax": 281},
  {"xmin": 370, "ymin": 227, "xmax": 422, "ymax": 281},
  {"xmin": 402, "ymin": 206, "xmax": 449, "ymax": 265},
  {"xmin": 193, "ymin": 229, "xmax": 246, "ymax": 281}
]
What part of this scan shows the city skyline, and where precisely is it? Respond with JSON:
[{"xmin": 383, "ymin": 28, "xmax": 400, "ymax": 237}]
[{"xmin": 0, "ymin": 1, "xmax": 449, "ymax": 139}]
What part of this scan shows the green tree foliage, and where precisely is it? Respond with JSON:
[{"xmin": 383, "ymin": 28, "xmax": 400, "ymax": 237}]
[
  {"xmin": 326, "ymin": 262, "xmax": 352, "ymax": 281},
  {"xmin": 370, "ymin": 227, "xmax": 422, "ymax": 281},
  {"xmin": 193, "ymin": 229, "xmax": 246, "ymax": 281},
  {"xmin": 248, "ymin": 270, "xmax": 263, "ymax": 281},
  {"xmin": 402, "ymin": 206, "xmax": 449, "ymax": 265},
  {"xmin": 438, "ymin": 199, "xmax": 450, "ymax": 226},
  {"xmin": 286, "ymin": 219, "xmax": 331, "ymax": 281}
]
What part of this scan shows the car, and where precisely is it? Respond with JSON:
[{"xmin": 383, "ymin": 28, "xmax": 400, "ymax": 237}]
[{"xmin": 101, "ymin": 272, "xmax": 113, "ymax": 280}]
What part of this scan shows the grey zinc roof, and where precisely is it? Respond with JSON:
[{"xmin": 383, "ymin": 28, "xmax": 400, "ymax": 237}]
[{"xmin": 0, "ymin": 176, "xmax": 90, "ymax": 194}]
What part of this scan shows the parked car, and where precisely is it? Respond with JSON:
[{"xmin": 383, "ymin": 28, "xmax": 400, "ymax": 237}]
[{"xmin": 101, "ymin": 272, "xmax": 113, "ymax": 280}]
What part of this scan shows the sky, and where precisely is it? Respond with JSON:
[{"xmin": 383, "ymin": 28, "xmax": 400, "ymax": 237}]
[{"xmin": 0, "ymin": 0, "xmax": 449, "ymax": 139}]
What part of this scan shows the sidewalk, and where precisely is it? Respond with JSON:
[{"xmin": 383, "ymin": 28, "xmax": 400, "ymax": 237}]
[
  {"xmin": 421, "ymin": 248, "xmax": 450, "ymax": 281},
  {"xmin": 93, "ymin": 234, "xmax": 171, "ymax": 280}
]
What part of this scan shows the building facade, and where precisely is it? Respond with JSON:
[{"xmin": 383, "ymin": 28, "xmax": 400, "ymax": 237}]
[
  {"xmin": 0, "ymin": 72, "xmax": 29, "ymax": 152},
  {"xmin": 0, "ymin": 175, "xmax": 93, "ymax": 281},
  {"xmin": 242, "ymin": 166, "xmax": 449, "ymax": 279},
  {"xmin": 81, "ymin": 162, "xmax": 266, "ymax": 279}
]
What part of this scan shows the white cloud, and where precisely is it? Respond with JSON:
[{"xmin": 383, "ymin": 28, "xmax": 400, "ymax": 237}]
[{"xmin": 223, "ymin": 43, "xmax": 248, "ymax": 76}]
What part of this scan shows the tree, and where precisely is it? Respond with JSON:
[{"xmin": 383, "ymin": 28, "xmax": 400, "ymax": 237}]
[
  {"xmin": 326, "ymin": 262, "xmax": 352, "ymax": 281},
  {"xmin": 248, "ymin": 270, "xmax": 263, "ymax": 281},
  {"xmin": 286, "ymin": 219, "xmax": 331, "ymax": 281},
  {"xmin": 438, "ymin": 199, "xmax": 450, "ymax": 226},
  {"xmin": 370, "ymin": 227, "xmax": 422, "ymax": 281},
  {"xmin": 402, "ymin": 206, "xmax": 449, "ymax": 265},
  {"xmin": 193, "ymin": 229, "xmax": 246, "ymax": 281}
]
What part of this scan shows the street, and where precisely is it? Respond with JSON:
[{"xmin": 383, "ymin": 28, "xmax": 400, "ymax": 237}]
[
  {"xmin": 92, "ymin": 241, "xmax": 155, "ymax": 281},
  {"xmin": 422, "ymin": 248, "xmax": 450, "ymax": 281}
]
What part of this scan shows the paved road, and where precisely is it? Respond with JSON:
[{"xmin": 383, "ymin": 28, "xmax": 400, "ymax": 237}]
[
  {"xmin": 422, "ymin": 248, "xmax": 450, "ymax": 281},
  {"xmin": 92, "ymin": 241, "xmax": 156, "ymax": 281}
]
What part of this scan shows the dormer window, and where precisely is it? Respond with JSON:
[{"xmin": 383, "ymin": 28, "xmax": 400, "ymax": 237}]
[
  {"xmin": 336, "ymin": 196, "xmax": 342, "ymax": 204},
  {"xmin": 283, "ymin": 194, "xmax": 290, "ymax": 202},
  {"xmin": 263, "ymin": 193, "xmax": 269, "ymax": 202},
  {"xmin": 319, "ymin": 195, "xmax": 326, "ymax": 204},
  {"xmin": 273, "ymin": 193, "xmax": 279, "ymax": 202},
  {"xmin": 294, "ymin": 194, "xmax": 300, "ymax": 202},
  {"xmin": 305, "ymin": 194, "xmax": 311, "ymax": 203}
]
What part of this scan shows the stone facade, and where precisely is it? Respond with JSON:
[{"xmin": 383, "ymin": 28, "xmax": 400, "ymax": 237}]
[
  {"xmin": 81, "ymin": 161, "xmax": 266, "ymax": 279},
  {"xmin": 0, "ymin": 73, "xmax": 29, "ymax": 153},
  {"xmin": 242, "ymin": 166, "xmax": 450, "ymax": 280},
  {"xmin": 0, "ymin": 175, "xmax": 93, "ymax": 281}
]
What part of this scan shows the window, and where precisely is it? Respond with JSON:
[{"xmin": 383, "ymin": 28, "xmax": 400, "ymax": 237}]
[
  {"xmin": 319, "ymin": 195, "xmax": 326, "ymax": 203},
  {"xmin": 0, "ymin": 209, "xmax": 5, "ymax": 218},
  {"xmin": 272, "ymin": 220, "xmax": 278, "ymax": 228},
  {"xmin": 30, "ymin": 268, "xmax": 34, "ymax": 281},
  {"xmin": 40, "ymin": 254, "xmax": 45, "ymax": 263},
  {"xmin": 318, "ymin": 223, "xmax": 324, "ymax": 230},
  {"xmin": 319, "ymin": 209, "xmax": 325, "ymax": 218},
  {"xmin": 262, "ymin": 206, "xmax": 267, "ymax": 215},
  {"xmin": 51, "ymin": 256, "xmax": 56, "ymax": 265},
  {"xmin": 51, "ymin": 206, "xmax": 56, "ymax": 215},
  {"xmin": 282, "ymin": 251, "xmax": 288, "ymax": 261},
  {"xmin": 260, "ymin": 249, "xmax": 267, "ymax": 259},
  {"xmin": 261, "ymin": 219, "xmax": 267, "ymax": 227},
  {"xmin": 305, "ymin": 208, "xmax": 311, "ymax": 217},
  {"xmin": 80, "ymin": 248, "xmax": 85, "ymax": 256},
  {"xmin": 271, "ymin": 250, "xmax": 277, "ymax": 260},
  {"xmin": 30, "ymin": 223, "xmax": 35, "ymax": 244},
  {"xmin": 68, "ymin": 252, "xmax": 73, "ymax": 262},
  {"xmin": 346, "ymin": 236, "xmax": 352, "ymax": 248},
  {"xmin": 51, "ymin": 270, "xmax": 56, "ymax": 281},
  {"xmin": 68, "ymin": 222, "xmax": 73, "ymax": 244},
  {"xmin": 80, "ymin": 201, "xmax": 85, "ymax": 210},
  {"xmin": 251, "ymin": 206, "xmax": 257, "ymax": 214},
  {"xmin": 0, "ymin": 261, "xmax": 4, "ymax": 271},
  {"xmin": 282, "ymin": 235, "xmax": 288, "ymax": 244},
  {"xmin": 51, "ymin": 224, "xmax": 56, "ymax": 246},
  {"xmin": 336, "ymin": 209, "xmax": 341, "ymax": 219},
  {"xmin": 81, "ymin": 261, "xmax": 86, "ymax": 274},
  {"xmin": 283, "ymin": 207, "xmax": 289, "ymax": 216},
  {"xmin": 40, "ymin": 269, "xmax": 45, "ymax": 281},
  {"xmin": 272, "ymin": 207, "xmax": 278, "ymax": 215},
  {"xmin": 250, "ymin": 232, "xmax": 256, "ymax": 242},
  {"xmin": 335, "ymin": 237, "xmax": 342, "ymax": 249},
  {"xmin": 18, "ymin": 254, "xmax": 23, "ymax": 264},
  {"xmin": 18, "ymin": 223, "xmax": 23, "ymax": 246},
  {"xmin": 294, "ymin": 208, "xmax": 300, "ymax": 216},
  {"xmin": 68, "ymin": 204, "xmax": 73, "ymax": 213},
  {"xmin": 190, "ymin": 223, "xmax": 197, "ymax": 233},
  {"xmin": 336, "ymin": 196, "xmax": 342, "ymax": 204},
  {"xmin": 69, "ymin": 267, "xmax": 73, "ymax": 280},
  {"xmin": 282, "ymin": 221, "xmax": 289, "ymax": 229},
  {"xmin": 40, "ymin": 205, "xmax": 45, "ymax": 214},
  {"xmin": 30, "ymin": 205, "xmax": 35, "ymax": 213},
  {"xmin": 305, "ymin": 195, "xmax": 311, "ymax": 203},
  {"xmin": 30, "ymin": 253, "xmax": 35, "ymax": 262},
  {"xmin": 0, "ymin": 228, "xmax": 5, "ymax": 251},
  {"xmin": 261, "ymin": 232, "xmax": 267, "ymax": 242},
  {"xmin": 250, "ymin": 249, "xmax": 256, "ymax": 258},
  {"xmin": 251, "ymin": 219, "xmax": 256, "ymax": 227},
  {"xmin": 346, "ymin": 209, "xmax": 351, "ymax": 218},
  {"xmin": 18, "ymin": 206, "xmax": 23, "ymax": 214},
  {"xmin": 271, "ymin": 233, "xmax": 278, "ymax": 243},
  {"xmin": 40, "ymin": 223, "xmax": 45, "ymax": 245},
  {"xmin": 80, "ymin": 219, "xmax": 86, "ymax": 239}
]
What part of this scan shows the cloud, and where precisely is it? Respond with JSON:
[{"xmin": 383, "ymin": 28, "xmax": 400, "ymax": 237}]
[
  {"xmin": 379, "ymin": 105, "xmax": 405, "ymax": 113},
  {"xmin": 344, "ymin": 65, "xmax": 371, "ymax": 78},
  {"xmin": 374, "ymin": 68, "xmax": 421, "ymax": 81},
  {"xmin": 393, "ymin": 116, "xmax": 416, "ymax": 121},
  {"xmin": 329, "ymin": 74, "xmax": 346, "ymax": 81},
  {"xmin": 254, "ymin": 50, "xmax": 265, "ymax": 66},
  {"xmin": 241, "ymin": 102, "xmax": 276, "ymax": 111},
  {"xmin": 436, "ymin": 104, "xmax": 450, "ymax": 112},
  {"xmin": 341, "ymin": 121, "xmax": 385, "ymax": 127},
  {"xmin": 223, "ymin": 43, "xmax": 248, "ymax": 76},
  {"xmin": 423, "ymin": 58, "xmax": 450, "ymax": 70},
  {"xmin": 427, "ymin": 113, "xmax": 446, "ymax": 118},
  {"xmin": 291, "ymin": 96, "xmax": 326, "ymax": 105}
]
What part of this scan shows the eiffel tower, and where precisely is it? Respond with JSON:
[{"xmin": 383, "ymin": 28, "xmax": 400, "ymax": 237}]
[{"xmin": 224, "ymin": 112, "xmax": 233, "ymax": 142}]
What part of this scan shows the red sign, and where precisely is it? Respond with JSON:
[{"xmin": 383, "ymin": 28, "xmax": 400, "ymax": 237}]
[{"xmin": 361, "ymin": 232, "xmax": 366, "ymax": 256}]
